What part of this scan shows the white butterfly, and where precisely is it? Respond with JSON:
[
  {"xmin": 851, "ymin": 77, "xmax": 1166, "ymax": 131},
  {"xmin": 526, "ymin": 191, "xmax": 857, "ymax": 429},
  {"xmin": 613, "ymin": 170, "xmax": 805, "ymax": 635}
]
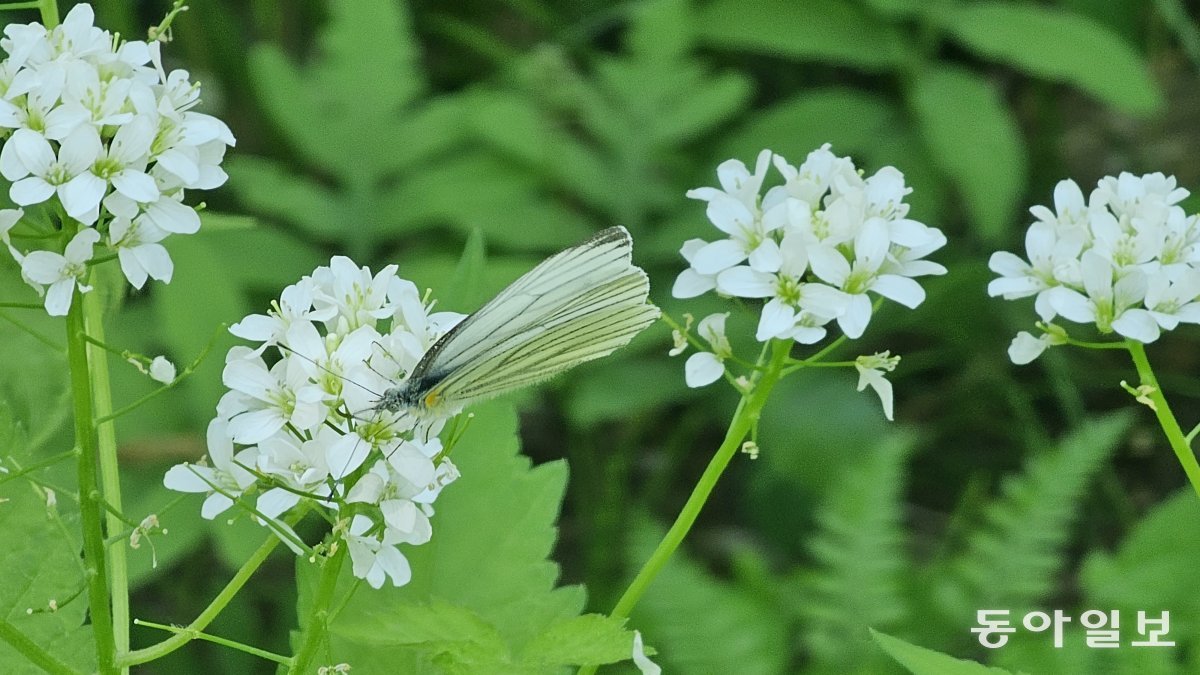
[{"xmin": 374, "ymin": 225, "xmax": 659, "ymax": 414}]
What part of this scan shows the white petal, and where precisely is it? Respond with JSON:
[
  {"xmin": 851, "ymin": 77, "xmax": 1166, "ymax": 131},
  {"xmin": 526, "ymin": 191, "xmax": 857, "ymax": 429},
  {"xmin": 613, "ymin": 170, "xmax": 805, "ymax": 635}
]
[
  {"xmin": 836, "ymin": 294, "xmax": 873, "ymax": 339},
  {"xmin": 44, "ymin": 279, "xmax": 74, "ymax": 316},
  {"xmin": 117, "ymin": 248, "xmax": 149, "ymax": 288},
  {"xmin": 112, "ymin": 169, "xmax": 159, "ymax": 202},
  {"xmin": 130, "ymin": 243, "xmax": 172, "ymax": 283},
  {"xmin": 1112, "ymin": 309, "xmax": 1160, "ymax": 343},
  {"xmin": 227, "ymin": 408, "xmax": 284, "ymax": 445},
  {"xmin": 57, "ymin": 125, "xmax": 102, "ymax": 174},
  {"xmin": 145, "ymin": 197, "xmax": 200, "ymax": 234},
  {"xmin": 747, "ymin": 238, "xmax": 782, "ymax": 272},
  {"xmin": 692, "ymin": 239, "xmax": 746, "ymax": 275},
  {"xmin": 162, "ymin": 464, "xmax": 215, "ymax": 493},
  {"xmin": 871, "ymin": 274, "xmax": 925, "ymax": 308},
  {"xmin": 632, "ymin": 632, "xmax": 662, "ymax": 675},
  {"xmin": 374, "ymin": 545, "xmax": 412, "ymax": 587},
  {"xmin": 257, "ymin": 487, "xmax": 300, "ymax": 519},
  {"xmin": 1045, "ymin": 287, "xmax": 1095, "ymax": 324},
  {"xmin": 716, "ymin": 266, "xmax": 774, "ymax": 298},
  {"xmin": 200, "ymin": 493, "xmax": 235, "ymax": 520},
  {"xmin": 1008, "ymin": 332, "xmax": 1049, "ymax": 365},
  {"xmin": 807, "ymin": 245, "xmax": 851, "ymax": 286},
  {"xmin": 60, "ymin": 173, "xmax": 107, "ymax": 220},
  {"xmin": 10, "ymin": 176, "xmax": 54, "ymax": 205},
  {"xmin": 684, "ymin": 352, "xmax": 724, "ymax": 388},
  {"xmin": 755, "ymin": 298, "xmax": 794, "ymax": 341},
  {"xmin": 327, "ymin": 433, "xmax": 370, "ymax": 480},
  {"xmin": 988, "ymin": 250, "xmax": 1032, "ymax": 278}
]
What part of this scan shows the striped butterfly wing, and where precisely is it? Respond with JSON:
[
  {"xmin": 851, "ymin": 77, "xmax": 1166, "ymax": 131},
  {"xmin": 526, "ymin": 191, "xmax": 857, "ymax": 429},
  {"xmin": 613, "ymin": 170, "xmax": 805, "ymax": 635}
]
[{"xmin": 411, "ymin": 226, "xmax": 658, "ymax": 408}]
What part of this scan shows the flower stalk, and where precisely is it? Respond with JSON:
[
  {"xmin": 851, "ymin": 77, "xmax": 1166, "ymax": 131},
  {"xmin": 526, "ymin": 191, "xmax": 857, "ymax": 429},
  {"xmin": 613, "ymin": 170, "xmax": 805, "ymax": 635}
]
[
  {"xmin": 66, "ymin": 287, "xmax": 118, "ymax": 675},
  {"xmin": 1126, "ymin": 340, "xmax": 1200, "ymax": 499},
  {"xmin": 288, "ymin": 544, "xmax": 348, "ymax": 675},
  {"xmin": 612, "ymin": 339, "xmax": 791, "ymax": 619}
]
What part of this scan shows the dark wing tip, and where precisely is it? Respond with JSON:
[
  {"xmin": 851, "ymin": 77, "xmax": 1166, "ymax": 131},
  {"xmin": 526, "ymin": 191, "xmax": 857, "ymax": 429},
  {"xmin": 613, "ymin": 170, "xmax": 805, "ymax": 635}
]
[{"xmin": 587, "ymin": 225, "xmax": 632, "ymax": 247}]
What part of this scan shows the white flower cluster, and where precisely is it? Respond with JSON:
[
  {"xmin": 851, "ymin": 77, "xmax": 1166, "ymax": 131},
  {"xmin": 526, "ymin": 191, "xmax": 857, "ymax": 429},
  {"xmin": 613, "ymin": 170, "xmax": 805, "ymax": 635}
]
[
  {"xmin": 672, "ymin": 145, "xmax": 946, "ymax": 388},
  {"xmin": 164, "ymin": 257, "xmax": 465, "ymax": 589},
  {"xmin": 0, "ymin": 4, "xmax": 234, "ymax": 315},
  {"xmin": 989, "ymin": 173, "xmax": 1200, "ymax": 363}
]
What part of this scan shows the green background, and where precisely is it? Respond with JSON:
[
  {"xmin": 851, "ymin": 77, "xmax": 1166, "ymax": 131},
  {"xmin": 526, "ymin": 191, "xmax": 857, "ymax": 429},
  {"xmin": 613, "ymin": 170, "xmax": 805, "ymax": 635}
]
[{"xmin": 3, "ymin": 0, "xmax": 1200, "ymax": 672}]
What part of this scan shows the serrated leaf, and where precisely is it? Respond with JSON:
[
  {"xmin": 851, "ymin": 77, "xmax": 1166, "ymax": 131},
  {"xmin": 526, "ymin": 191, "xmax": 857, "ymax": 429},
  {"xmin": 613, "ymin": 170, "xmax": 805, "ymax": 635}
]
[
  {"xmin": 0, "ymin": 461, "xmax": 94, "ymax": 673},
  {"xmin": 797, "ymin": 435, "xmax": 913, "ymax": 671},
  {"xmin": 940, "ymin": 2, "xmax": 1163, "ymax": 114},
  {"xmin": 1080, "ymin": 489, "xmax": 1200, "ymax": 641},
  {"xmin": 248, "ymin": 0, "xmax": 426, "ymax": 179},
  {"xmin": 909, "ymin": 65, "xmax": 1026, "ymax": 243},
  {"xmin": 933, "ymin": 413, "xmax": 1132, "ymax": 635},
  {"xmin": 626, "ymin": 514, "xmax": 788, "ymax": 674},
  {"xmin": 696, "ymin": 0, "xmax": 906, "ymax": 71},
  {"xmin": 871, "ymin": 629, "xmax": 1018, "ymax": 675},
  {"xmin": 300, "ymin": 402, "xmax": 584, "ymax": 672},
  {"xmin": 519, "ymin": 614, "xmax": 636, "ymax": 668}
]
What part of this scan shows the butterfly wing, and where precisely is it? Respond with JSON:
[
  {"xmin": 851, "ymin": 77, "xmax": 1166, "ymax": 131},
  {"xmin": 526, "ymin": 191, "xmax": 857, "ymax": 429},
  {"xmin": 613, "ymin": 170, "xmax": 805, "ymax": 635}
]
[{"xmin": 409, "ymin": 226, "xmax": 658, "ymax": 409}]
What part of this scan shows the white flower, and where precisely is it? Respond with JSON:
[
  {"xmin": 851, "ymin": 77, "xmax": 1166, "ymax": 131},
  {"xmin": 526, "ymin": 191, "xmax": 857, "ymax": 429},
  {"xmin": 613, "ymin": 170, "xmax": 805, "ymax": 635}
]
[
  {"xmin": 809, "ymin": 218, "xmax": 925, "ymax": 338},
  {"xmin": 855, "ymin": 352, "xmax": 900, "ymax": 421},
  {"xmin": 0, "ymin": 125, "xmax": 101, "ymax": 220},
  {"xmin": 20, "ymin": 227, "xmax": 98, "ymax": 315},
  {"xmin": 1008, "ymin": 331, "xmax": 1053, "ymax": 365},
  {"xmin": 685, "ymin": 149, "xmax": 782, "ymax": 275},
  {"xmin": 229, "ymin": 278, "xmax": 335, "ymax": 350},
  {"xmin": 219, "ymin": 346, "xmax": 328, "ymax": 444},
  {"xmin": 683, "ymin": 313, "xmax": 731, "ymax": 388},
  {"xmin": 1143, "ymin": 267, "xmax": 1200, "ymax": 330},
  {"xmin": 255, "ymin": 431, "xmax": 334, "ymax": 518},
  {"xmin": 109, "ymin": 216, "xmax": 172, "ymax": 288},
  {"xmin": 632, "ymin": 631, "xmax": 661, "ymax": 675},
  {"xmin": 311, "ymin": 256, "xmax": 399, "ymax": 331},
  {"xmin": 163, "ymin": 419, "xmax": 258, "ymax": 519},
  {"xmin": 148, "ymin": 355, "xmax": 175, "ymax": 383},
  {"xmin": 345, "ymin": 514, "xmax": 413, "ymax": 589},
  {"xmin": 718, "ymin": 233, "xmax": 846, "ymax": 343},
  {"xmin": 1045, "ymin": 251, "xmax": 1159, "ymax": 343},
  {"xmin": 988, "ymin": 221, "xmax": 1086, "ymax": 321}
]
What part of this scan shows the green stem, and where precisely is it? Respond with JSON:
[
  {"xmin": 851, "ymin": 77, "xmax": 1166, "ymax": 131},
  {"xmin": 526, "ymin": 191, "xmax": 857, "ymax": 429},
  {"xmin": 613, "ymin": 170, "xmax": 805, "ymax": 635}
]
[
  {"xmin": 35, "ymin": 0, "xmax": 57, "ymax": 26},
  {"xmin": 82, "ymin": 275, "xmax": 130, "ymax": 669},
  {"xmin": 66, "ymin": 291, "xmax": 118, "ymax": 675},
  {"xmin": 606, "ymin": 340, "xmax": 791, "ymax": 621},
  {"xmin": 0, "ymin": 617, "xmax": 78, "ymax": 675},
  {"xmin": 134, "ymin": 620, "xmax": 292, "ymax": 666},
  {"xmin": 1127, "ymin": 340, "xmax": 1200, "ymax": 500},
  {"xmin": 118, "ymin": 526, "xmax": 287, "ymax": 667},
  {"xmin": 288, "ymin": 544, "xmax": 348, "ymax": 675},
  {"xmin": 0, "ymin": 449, "xmax": 74, "ymax": 487},
  {"xmin": 0, "ymin": 301, "xmax": 44, "ymax": 309}
]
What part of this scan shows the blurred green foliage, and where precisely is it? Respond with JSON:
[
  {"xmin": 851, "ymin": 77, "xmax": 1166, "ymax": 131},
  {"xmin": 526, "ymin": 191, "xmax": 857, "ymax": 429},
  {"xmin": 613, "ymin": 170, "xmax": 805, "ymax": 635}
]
[{"xmin": 3, "ymin": 0, "xmax": 1200, "ymax": 672}]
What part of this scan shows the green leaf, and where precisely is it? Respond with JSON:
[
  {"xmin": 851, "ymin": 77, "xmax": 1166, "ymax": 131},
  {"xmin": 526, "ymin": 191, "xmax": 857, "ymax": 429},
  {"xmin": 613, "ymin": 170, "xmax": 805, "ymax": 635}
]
[
  {"xmin": 1081, "ymin": 489, "xmax": 1200, "ymax": 643},
  {"xmin": 696, "ymin": 0, "xmax": 906, "ymax": 71},
  {"xmin": 935, "ymin": 413, "xmax": 1132, "ymax": 630},
  {"xmin": 0, "ymin": 449, "xmax": 95, "ymax": 673},
  {"xmin": 871, "ymin": 629, "xmax": 1019, "ymax": 675},
  {"xmin": 442, "ymin": 228, "xmax": 487, "ymax": 313},
  {"xmin": 519, "ymin": 614, "xmax": 637, "ymax": 668},
  {"xmin": 909, "ymin": 65, "xmax": 1026, "ymax": 243},
  {"xmin": 301, "ymin": 402, "xmax": 585, "ymax": 672},
  {"xmin": 796, "ymin": 435, "xmax": 914, "ymax": 671},
  {"xmin": 627, "ymin": 514, "xmax": 789, "ymax": 674},
  {"xmin": 939, "ymin": 2, "xmax": 1163, "ymax": 114},
  {"xmin": 222, "ymin": 157, "xmax": 343, "ymax": 239}
]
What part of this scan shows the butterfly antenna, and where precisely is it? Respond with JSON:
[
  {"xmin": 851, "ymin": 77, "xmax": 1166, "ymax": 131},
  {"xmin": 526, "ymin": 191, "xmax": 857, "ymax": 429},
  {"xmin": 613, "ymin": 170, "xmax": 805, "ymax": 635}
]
[{"xmin": 276, "ymin": 342, "xmax": 383, "ymax": 398}]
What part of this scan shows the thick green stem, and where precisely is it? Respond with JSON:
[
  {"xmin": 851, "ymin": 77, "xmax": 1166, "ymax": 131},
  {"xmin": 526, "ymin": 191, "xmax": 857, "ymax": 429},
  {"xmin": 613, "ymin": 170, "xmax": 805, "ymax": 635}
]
[
  {"xmin": 82, "ymin": 275, "xmax": 130, "ymax": 669},
  {"xmin": 66, "ymin": 292, "xmax": 118, "ymax": 675},
  {"xmin": 288, "ymin": 545, "xmax": 347, "ymax": 674},
  {"xmin": 0, "ymin": 617, "xmax": 78, "ymax": 674},
  {"xmin": 117, "ymin": 527, "xmax": 285, "ymax": 667},
  {"xmin": 609, "ymin": 341, "xmax": 791, "ymax": 619},
  {"xmin": 1127, "ymin": 341, "xmax": 1200, "ymax": 500},
  {"xmin": 35, "ymin": 0, "xmax": 57, "ymax": 26}
]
